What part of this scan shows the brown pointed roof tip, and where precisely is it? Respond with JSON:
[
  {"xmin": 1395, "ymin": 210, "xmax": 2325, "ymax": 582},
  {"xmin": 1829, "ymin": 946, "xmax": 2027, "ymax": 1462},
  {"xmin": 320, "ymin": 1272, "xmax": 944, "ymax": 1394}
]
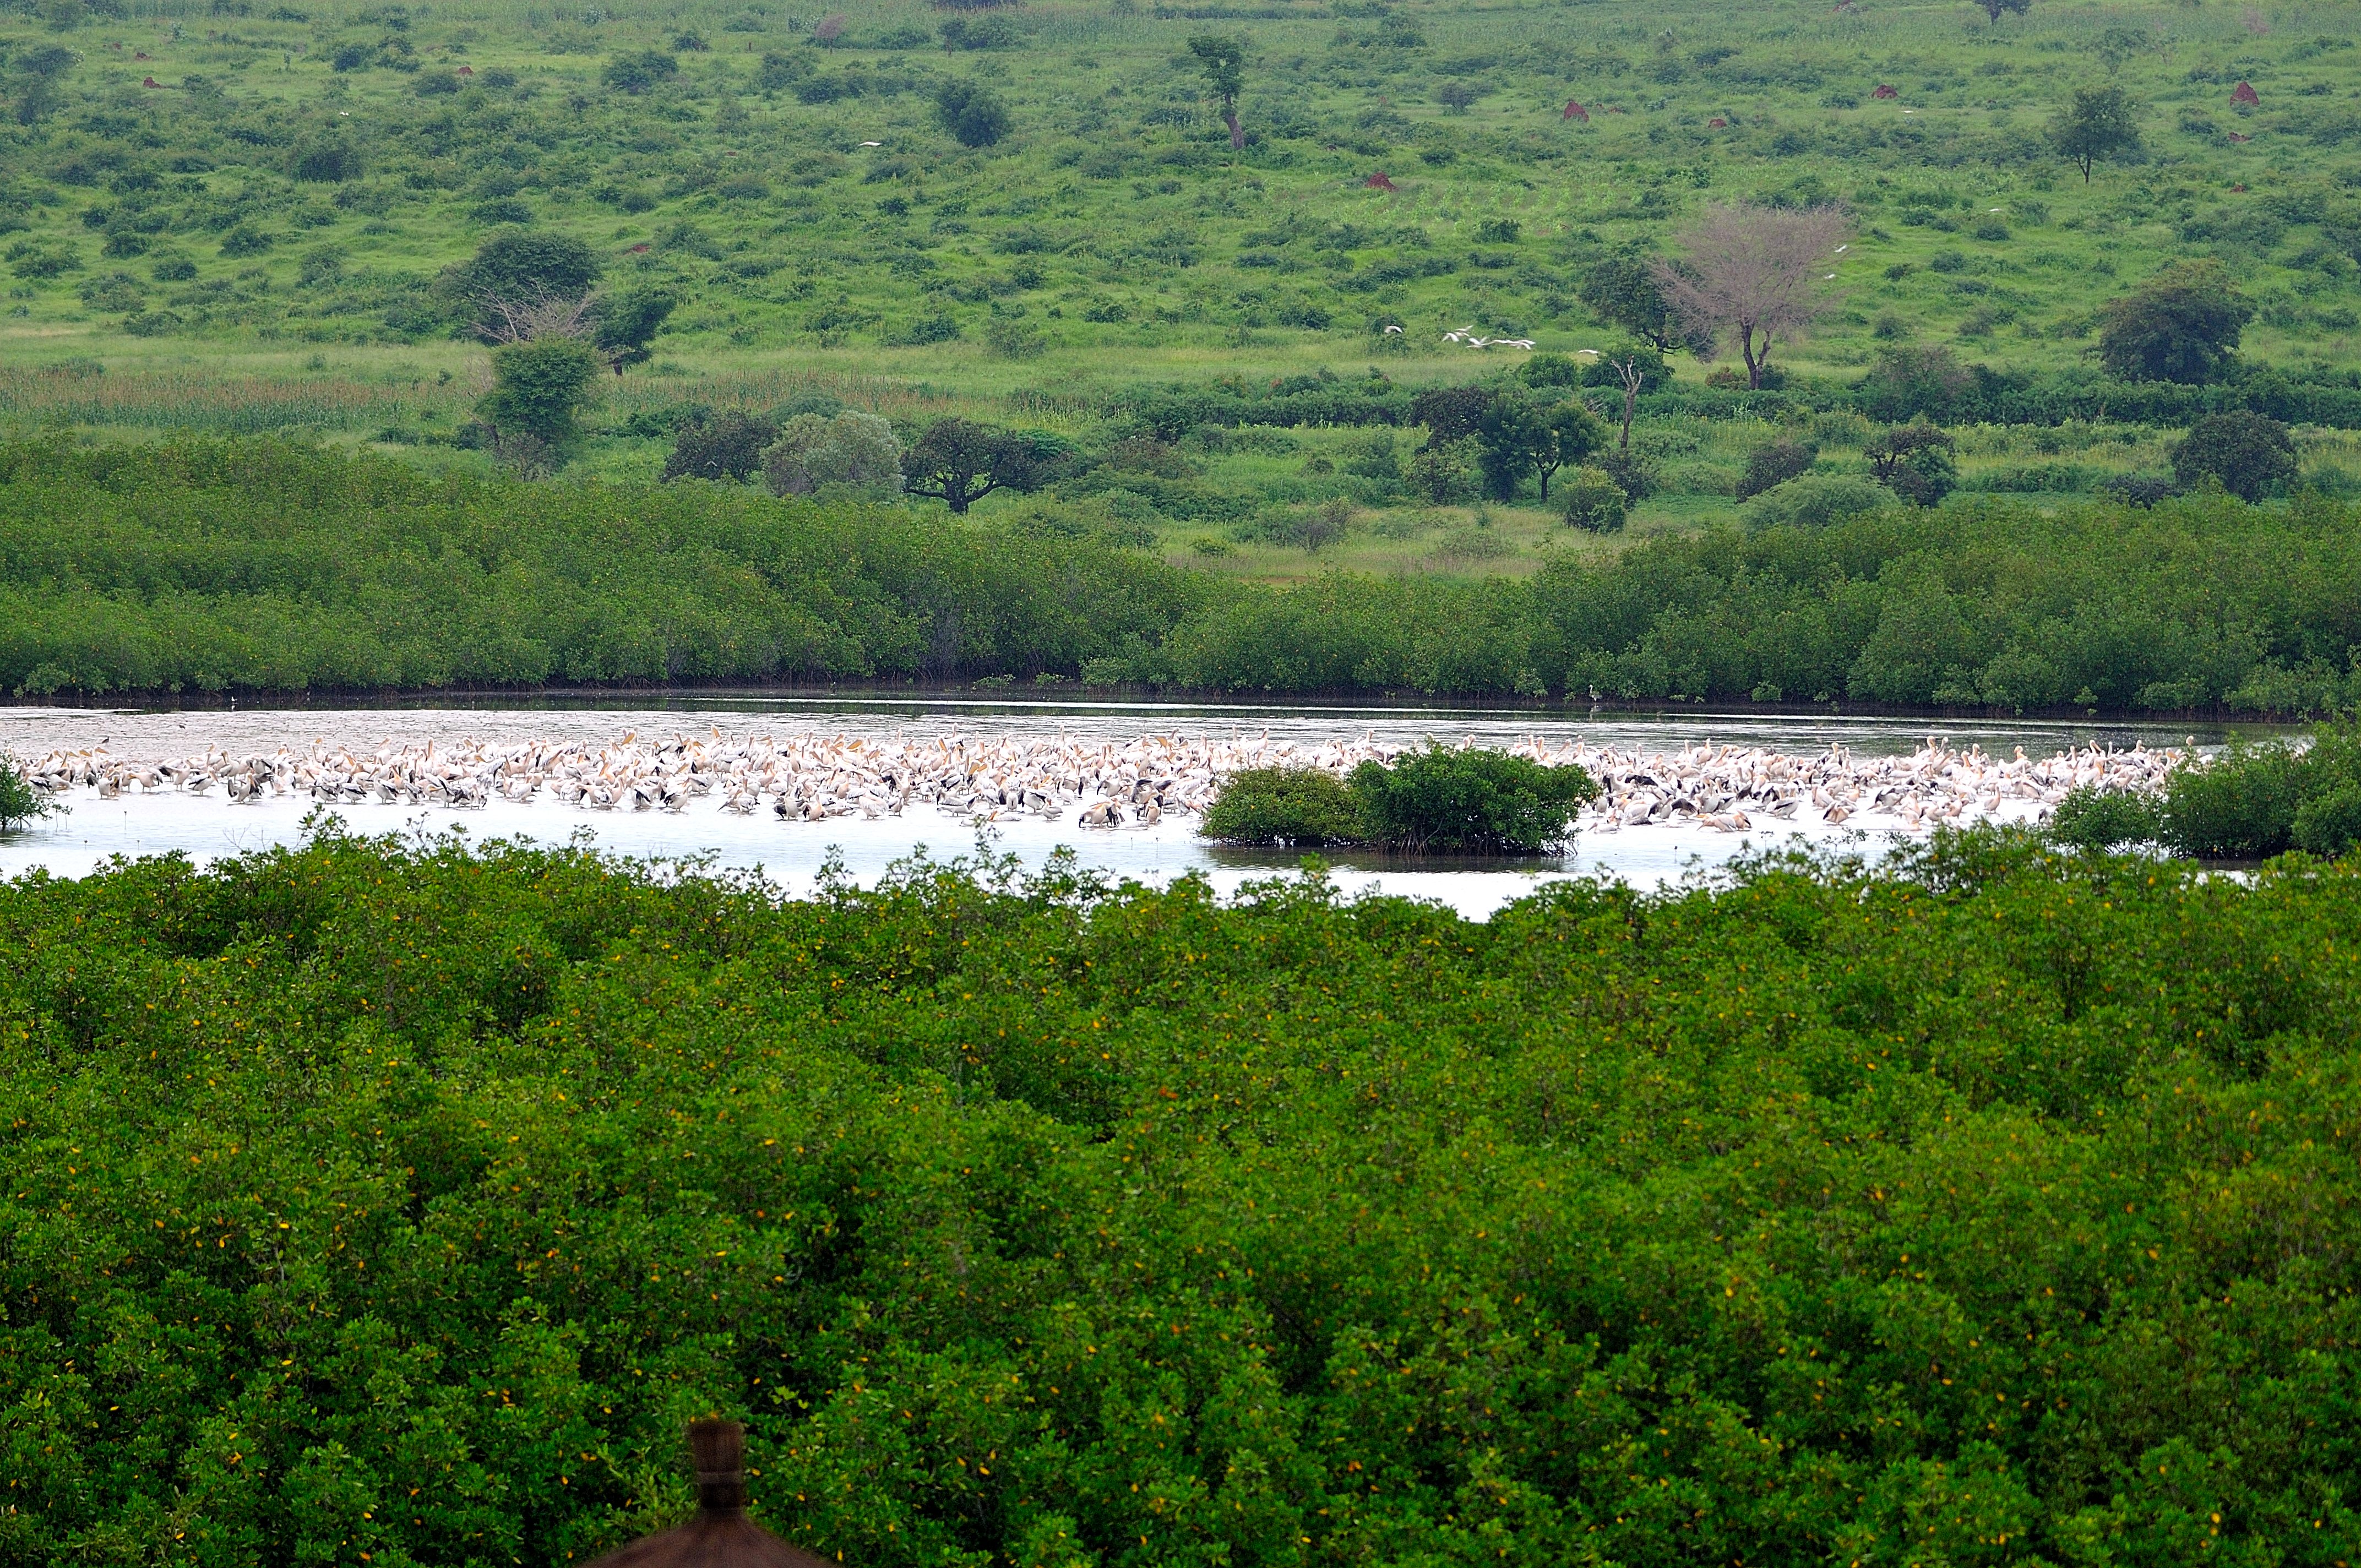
[{"xmin": 581, "ymin": 1421, "xmax": 837, "ymax": 1568}]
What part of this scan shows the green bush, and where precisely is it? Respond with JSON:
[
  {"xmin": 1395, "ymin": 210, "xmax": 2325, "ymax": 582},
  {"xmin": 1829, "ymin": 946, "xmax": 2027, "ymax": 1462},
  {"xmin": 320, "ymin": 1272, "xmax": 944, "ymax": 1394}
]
[
  {"xmin": 2169, "ymin": 410, "xmax": 2298, "ymax": 503},
  {"xmin": 1739, "ymin": 472, "xmax": 1888, "ymax": 529},
  {"xmin": 1347, "ymin": 744, "xmax": 1598, "ymax": 852},
  {"xmin": 1557, "ymin": 466, "xmax": 1628, "ymax": 532},
  {"xmin": 0, "ymin": 756, "xmax": 62, "ymax": 829},
  {"xmin": 1734, "ymin": 437, "xmax": 1817, "ymax": 501},
  {"xmin": 2293, "ymin": 784, "xmax": 2361, "ymax": 857},
  {"xmin": 2048, "ymin": 783, "xmax": 2163, "ymax": 850},
  {"xmin": 1197, "ymin": 765, "xmax": 1368, "ymax": 845},
  {"xmin": 2160, "ymin": 742, "xmax": 2309, "ymax": 857}
]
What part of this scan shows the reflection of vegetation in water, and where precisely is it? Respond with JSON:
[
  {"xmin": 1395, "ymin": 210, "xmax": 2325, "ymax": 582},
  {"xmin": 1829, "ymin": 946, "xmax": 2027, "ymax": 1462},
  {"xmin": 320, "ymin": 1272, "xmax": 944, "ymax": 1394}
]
[{"xmin": 9, "ymin": 824, "xmax": 2361, "ymax": 1561}]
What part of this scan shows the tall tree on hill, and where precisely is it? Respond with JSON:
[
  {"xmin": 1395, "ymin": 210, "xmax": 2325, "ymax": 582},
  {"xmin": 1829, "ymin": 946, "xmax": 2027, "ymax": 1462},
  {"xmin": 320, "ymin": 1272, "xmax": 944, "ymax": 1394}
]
[
  {"xmin": 2052, "ymin": 84, "xmax": 2141, "ymax": 183},
  {"xmin": 1189, "ymin": 34, "xmax": 1247, "ymax": 150},
  {"xmin": 1653, "ymin": 202, "xmax": 1848, "ymax": 390}
]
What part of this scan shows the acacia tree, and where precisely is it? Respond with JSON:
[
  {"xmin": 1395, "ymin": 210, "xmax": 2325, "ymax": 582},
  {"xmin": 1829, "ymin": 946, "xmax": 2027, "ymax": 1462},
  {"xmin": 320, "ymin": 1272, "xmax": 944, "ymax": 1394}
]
[
  {"xmin": 1188, "ymin": 34, "xmax": 1247, "ymax": 150},
  {"xmin": 1580, "ymin": 258, "xmax": 1680, "ymax": 354},
  {"xmin": 902, "ymin": 419, "xmax": 1053, "ymax": 513},
  {"xmin": 1652, "ymin": 203, "xmax": 1849, "ymax": 390},
  {"xmin": 2052, "ymin": 85, "xmax": 2141, "ymax": 183}
]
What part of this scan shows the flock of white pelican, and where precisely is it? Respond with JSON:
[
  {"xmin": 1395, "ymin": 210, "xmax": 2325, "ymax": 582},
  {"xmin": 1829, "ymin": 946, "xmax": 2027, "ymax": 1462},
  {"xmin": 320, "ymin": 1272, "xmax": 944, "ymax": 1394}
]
[{"xmin": 8, "ymin": 728, "xmax": 2190, "ymax": 836}]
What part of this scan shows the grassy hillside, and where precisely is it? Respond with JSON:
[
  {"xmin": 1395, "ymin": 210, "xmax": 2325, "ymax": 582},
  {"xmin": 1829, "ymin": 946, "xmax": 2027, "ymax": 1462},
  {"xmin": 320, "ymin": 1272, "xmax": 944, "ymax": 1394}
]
[{"xmin": 2, "ymin": 0, "xmax": 2359, "ymax": 554}]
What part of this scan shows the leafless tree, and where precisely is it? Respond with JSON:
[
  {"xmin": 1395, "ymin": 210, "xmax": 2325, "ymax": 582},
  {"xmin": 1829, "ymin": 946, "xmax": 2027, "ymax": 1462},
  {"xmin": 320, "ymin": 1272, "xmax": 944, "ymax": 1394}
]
[
  {"xmin": 476, "ymin": 291, "xmax": 594, "ymax": 345},
  {"xmin": 1604, "ymin": 353, "xmax": 1647, "ymax": 449},
  {"xmin": 1652, "ymin": 203, "xmax": 1849, "ymax": 390}
]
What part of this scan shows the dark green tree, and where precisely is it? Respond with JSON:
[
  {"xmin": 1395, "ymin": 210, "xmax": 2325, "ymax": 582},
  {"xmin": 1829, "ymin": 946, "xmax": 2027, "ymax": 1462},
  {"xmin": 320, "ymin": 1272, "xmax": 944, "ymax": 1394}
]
[
  {"xmin": 1736, "ymin": 438, "xmax": 1819, "ymax": 500},
  {"xmin": 1866, "ymin": 423, "xmax": 1958, "ymax": 505},
  {"xmin": 477, "ymin": 336, "xmax": 601, "ymax": 446},
  {"xmin": 0, "ymin": 757, "xmax": 62, "ymax": 830},
  {"xmin": 2052, "ymin": 84, "xmax": 2141, "ymax": 183},
  {"xmin": 439, "ymin": 231, "xmax": 603, "ymax": 333},
  {"xmin": 590, "ymin": 288, "xmax": 676, "ymax": 373},
  {"xmin": 1187, "ymin": 34, "xmax": 1247, "ymax": 150},
  {"xmin": 662, "ymin": 411, "xmax": 779, "ymax": 484},
  {"xmin": 1580, "ymin": 257, "xmax": 1680, "ymax": 353},
  {"xmin": 1348, "ymin": 745, "xmax": 1599, "ymax": 852},
  {"xmin": 2169, "ymin": 410, "xmax": 2296, "ymax": 502},
  {"xmin": 600, "ymin": 50, "xmax": 678, "ymax": 93},
  {"xmin": 1857, "ymin": 344, "xmax": 1974, "ymax": 422},
  {"xmin": 1474, "ymin": 394, "xmax": 1552, "ymax": 502},
  {"xmin": 901, "ymin": 419, "xmax": 1051, "ymax": 513},
  {"xmin": 1535, "ymin": 401, "xmax": 1607, "ymax": 501},
  {"xmin": 933, "ymin": 80, "xmax": 1010, "ymax": 148},
  {"xmin": 1409, "ymin": 385, "xmax": 1496, "ymax": 446},
  {"xmin": 1199, "ymin": 766, "xmax": 1368, "ymax": 845},
  {"xmin": 2098, "ymin": 260, "xmax": 2253, "ymax": 384}
]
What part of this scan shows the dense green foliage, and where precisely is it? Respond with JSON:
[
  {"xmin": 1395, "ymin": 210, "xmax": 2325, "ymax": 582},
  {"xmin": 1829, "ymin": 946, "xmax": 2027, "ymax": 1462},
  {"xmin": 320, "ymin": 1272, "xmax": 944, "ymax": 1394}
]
[
  {"xmin": 1346, "ymin": 744, "xmax": 1599, "ymax": 853},
  {"xmin": 1199, "ymin": 749, "xmax": 1600, "ymax": 852},
  {"xmin": 2059, "ymin": 723, "xmax": 2361, "ymax": 859},
  {"xmin": 10, "ymin": 438, "xmax": 2361, "ymax": 712},
  {"xmin": 0, "ymin": 439, "xmax": 1203, "ymax": 694},
  {"xmin": 1196, "ymin": 764, "xmax": 1367, "ymax": 847},
  {"xmin": 2097, "ymin": 261, "xmax": 2255, "ymax": 387},
  {"xmin": 14, "ymin": 827, "xmax": 2361, "ymax": 1562},
  {"xmin": 0, "ymin": 758, "xmax": 62, "ymax": 831},
  {"xmin": 2170, "ymin": 410, "xmax": 2300, "ymax": 503}
]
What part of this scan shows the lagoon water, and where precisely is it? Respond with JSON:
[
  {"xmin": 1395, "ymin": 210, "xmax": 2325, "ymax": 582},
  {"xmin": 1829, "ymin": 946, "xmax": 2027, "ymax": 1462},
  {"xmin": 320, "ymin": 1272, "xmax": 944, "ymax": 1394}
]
[{"xmin": 0, "ymin": 694, "xmax": 2267, "ymax": 917}]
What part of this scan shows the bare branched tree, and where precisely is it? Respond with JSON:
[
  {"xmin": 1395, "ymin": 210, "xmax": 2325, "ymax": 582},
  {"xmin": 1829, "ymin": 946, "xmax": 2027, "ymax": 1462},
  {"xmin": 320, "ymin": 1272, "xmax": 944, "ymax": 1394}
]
[
  {"xmin": 476, "ymin": 291, "xmax": 595, "ymax": 345},
  {"xmin": 1652, "ymin": 203, "xmax": 1849, "ymax": 390}
]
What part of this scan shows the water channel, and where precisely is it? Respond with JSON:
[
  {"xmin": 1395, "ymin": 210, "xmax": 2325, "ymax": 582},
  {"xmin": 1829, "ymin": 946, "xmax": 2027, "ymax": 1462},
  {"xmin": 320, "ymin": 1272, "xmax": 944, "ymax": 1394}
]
[{"xmin": 0, "ymin": 695, "xmax": 2271, "ymax": 918}]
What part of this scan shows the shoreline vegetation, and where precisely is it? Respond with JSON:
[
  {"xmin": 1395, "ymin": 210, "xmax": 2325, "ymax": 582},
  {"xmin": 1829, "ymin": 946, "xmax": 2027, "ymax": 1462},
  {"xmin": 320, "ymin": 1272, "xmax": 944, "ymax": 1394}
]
[
  {"xmin": 8, "ymin": 823, "xmax": 2361, "ymax": 1561},
  {"xmin": 8, "ymin": 438, "xmax": 2361, "ymax": 717}
]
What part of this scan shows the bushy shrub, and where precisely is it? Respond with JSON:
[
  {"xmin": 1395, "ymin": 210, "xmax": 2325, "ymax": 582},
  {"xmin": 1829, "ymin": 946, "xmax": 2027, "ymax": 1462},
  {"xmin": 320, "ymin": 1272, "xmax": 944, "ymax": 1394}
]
[
  {"xmin": 934, "ymin": 80, "xmax": 1010, "ymax": 148},
  {"xmin": 476, "ymin": 336, "xmax": 601, "ymax": 447},
  {"xmin": 2169, "ymin": 411, "xmax": 2297, "ymax": 503},
  {"xmin": 2147, "ymin": 726, "xmax": 2361, "ymax": 858},
  {"xmin": 2293, "ymin": 785, "xmax": 2361, "ymax": 857},
  {"xmin": 1740, "ymin": 473, "xmax": 1888, "ymax": 529},
  {"xmin": 1198, "ymin": 766, "xmax": 1367, "ymax": 845},
  {"xmin": 663, "ymin": 411, "xmax": 779, "ymax": 484},
  {"xmin": 2161, "ymin": 743, "xmax": 2308, "ymax": 858},
  {"xmin": 1558, "ymin": 466, "xmax": 1628, "ymax": 532},
  {"xmin": 761, "ymin": 410, "xmax": 904, "ymax": 497},
  {"xmin": 2048, "ymin": 785, "xmax": 2163, "ymax": 850},
  {"xmin": 1855, "ymin": 344, "xmax": 1972, "ymax": 423},
  {"xmin": 1735, "ymin": 437, "xmax": 1818, "ymax": 500},
  {"xmin": 1347, "ymin": 745, "xmax": 1598, "ymax": 852},
  {"xmin": 1867, "ymin": 422, "xmax": 1958, "ymax": 505},
  {"xmin": 0, "ymin": 757, "xmax": 62, "ymax": 830}
]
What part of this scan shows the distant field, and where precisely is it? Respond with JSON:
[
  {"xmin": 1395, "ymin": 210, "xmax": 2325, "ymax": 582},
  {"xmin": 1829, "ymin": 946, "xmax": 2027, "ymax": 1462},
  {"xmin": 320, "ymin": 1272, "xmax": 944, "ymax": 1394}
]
[{"xmin": 2, "ymin": 0, "xmax": 2358, "ymax": 575}]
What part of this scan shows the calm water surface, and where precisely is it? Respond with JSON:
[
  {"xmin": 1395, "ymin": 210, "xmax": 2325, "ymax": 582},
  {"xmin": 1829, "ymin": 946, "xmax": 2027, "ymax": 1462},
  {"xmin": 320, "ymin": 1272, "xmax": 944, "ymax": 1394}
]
[{"xmin": 0, "ymin": 694, "xmax": 2271, "ymax": 917}]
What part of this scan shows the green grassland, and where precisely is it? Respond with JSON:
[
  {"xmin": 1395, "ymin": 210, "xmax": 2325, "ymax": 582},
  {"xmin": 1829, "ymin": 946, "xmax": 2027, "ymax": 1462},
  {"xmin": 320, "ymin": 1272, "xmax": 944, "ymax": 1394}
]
[{"xmin": 3, "ymin": 0, "xmax": 2360, "ymax": 565}]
